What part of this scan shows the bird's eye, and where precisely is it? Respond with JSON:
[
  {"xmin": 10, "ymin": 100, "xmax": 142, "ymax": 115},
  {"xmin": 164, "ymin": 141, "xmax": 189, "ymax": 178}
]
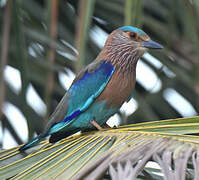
[{"xmin": 130, "ymin": 32, "xmax": 137, "ymax": 39}]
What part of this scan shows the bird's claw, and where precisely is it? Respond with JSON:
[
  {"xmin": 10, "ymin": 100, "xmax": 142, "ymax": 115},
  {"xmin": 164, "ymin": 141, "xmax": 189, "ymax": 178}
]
[{"xmin": 90, "ymin": 119, "xmax": 104, "ymax": 130}]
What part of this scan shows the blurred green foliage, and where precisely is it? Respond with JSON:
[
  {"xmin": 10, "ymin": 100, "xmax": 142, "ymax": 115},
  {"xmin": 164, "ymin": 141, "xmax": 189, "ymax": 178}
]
[{"xmin": 0, "ymin": 0, "xmax": 199, "ymax": 146}]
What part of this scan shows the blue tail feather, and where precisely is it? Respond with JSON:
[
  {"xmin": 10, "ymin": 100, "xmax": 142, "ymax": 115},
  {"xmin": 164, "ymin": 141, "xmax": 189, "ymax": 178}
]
[{"xmin": 19, "ymin": 136, "xmax": 44, "ymax": 151}]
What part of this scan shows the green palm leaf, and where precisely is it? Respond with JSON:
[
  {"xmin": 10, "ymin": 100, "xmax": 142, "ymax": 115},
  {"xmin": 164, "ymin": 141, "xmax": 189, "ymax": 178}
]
[
  {"xmin": 1, "ymin": 116, "xmax": 199, "ymax": 179},
  {"xmin": 1, "ymin": 0, "xmax": 199, "ymax": 179}
]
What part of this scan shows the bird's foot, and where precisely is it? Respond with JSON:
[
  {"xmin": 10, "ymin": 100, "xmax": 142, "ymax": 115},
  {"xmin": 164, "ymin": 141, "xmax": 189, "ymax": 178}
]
[{"xmin": 90, "ymin": 119, "xmax": 104, "ymax": 131}]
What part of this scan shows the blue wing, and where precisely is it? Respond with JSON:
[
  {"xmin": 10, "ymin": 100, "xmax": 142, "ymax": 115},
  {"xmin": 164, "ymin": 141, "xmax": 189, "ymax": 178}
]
[
  {"xmin": 49, "ymin": 60, "xmax": 114, "ymax": 134},
  {"xmin": 19, "ymin": 60, "xmax": 114, "ymax": 151}
]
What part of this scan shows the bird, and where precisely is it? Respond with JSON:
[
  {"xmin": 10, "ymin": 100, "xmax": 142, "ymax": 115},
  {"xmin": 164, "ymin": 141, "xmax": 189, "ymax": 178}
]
[{"xmin": 19, "ymin": 26, "xmax": 163, "ymax": 151}]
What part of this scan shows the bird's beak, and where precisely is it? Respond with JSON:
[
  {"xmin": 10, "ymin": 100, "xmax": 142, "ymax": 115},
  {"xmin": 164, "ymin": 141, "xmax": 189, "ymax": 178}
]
[{"xmin": 142, "ymin": 40, "xmax": 163, "ymax": 49}]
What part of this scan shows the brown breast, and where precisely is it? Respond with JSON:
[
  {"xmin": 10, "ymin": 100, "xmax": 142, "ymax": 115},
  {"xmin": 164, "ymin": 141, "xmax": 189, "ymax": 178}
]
[{"xmin": 97, "ymin": 69, "xmax": 136, "ymax": 108}]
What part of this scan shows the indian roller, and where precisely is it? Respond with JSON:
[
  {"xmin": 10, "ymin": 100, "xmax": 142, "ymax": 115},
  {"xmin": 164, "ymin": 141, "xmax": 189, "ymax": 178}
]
[{"xmin": 19, "ymin": 26, "xmax": 163, "ymax": 151}]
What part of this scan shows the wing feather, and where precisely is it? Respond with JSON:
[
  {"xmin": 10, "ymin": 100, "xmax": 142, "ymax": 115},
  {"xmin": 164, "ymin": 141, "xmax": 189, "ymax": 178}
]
[{"xmin": 49, "ymin": 60, "xmax": 114, "ymax": 134}]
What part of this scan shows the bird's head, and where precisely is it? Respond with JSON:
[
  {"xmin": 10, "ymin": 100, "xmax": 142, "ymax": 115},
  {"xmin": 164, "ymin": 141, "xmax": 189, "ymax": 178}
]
[
  {"xmin": 118, "ymin": 26, "xmax": 163, "ymax": 54},
  {"xmin": 106, "ymin": 26, "xmax": 162, "ymax": 52},
  {"xmin": 101, "ymin": 26, "xmax": 163, "ymax": 70}
]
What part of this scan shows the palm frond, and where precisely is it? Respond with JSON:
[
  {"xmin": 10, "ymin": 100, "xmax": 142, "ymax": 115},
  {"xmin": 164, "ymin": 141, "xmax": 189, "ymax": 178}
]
[{"xmin": 1, "ymin": 116, "xmax": 199, "ymax": 179}]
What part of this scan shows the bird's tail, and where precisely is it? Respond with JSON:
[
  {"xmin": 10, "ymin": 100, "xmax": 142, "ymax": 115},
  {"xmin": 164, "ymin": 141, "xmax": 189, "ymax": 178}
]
[{"xmin": 19, "ymin": 135, "xmax": 45, "ymax": 151}]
